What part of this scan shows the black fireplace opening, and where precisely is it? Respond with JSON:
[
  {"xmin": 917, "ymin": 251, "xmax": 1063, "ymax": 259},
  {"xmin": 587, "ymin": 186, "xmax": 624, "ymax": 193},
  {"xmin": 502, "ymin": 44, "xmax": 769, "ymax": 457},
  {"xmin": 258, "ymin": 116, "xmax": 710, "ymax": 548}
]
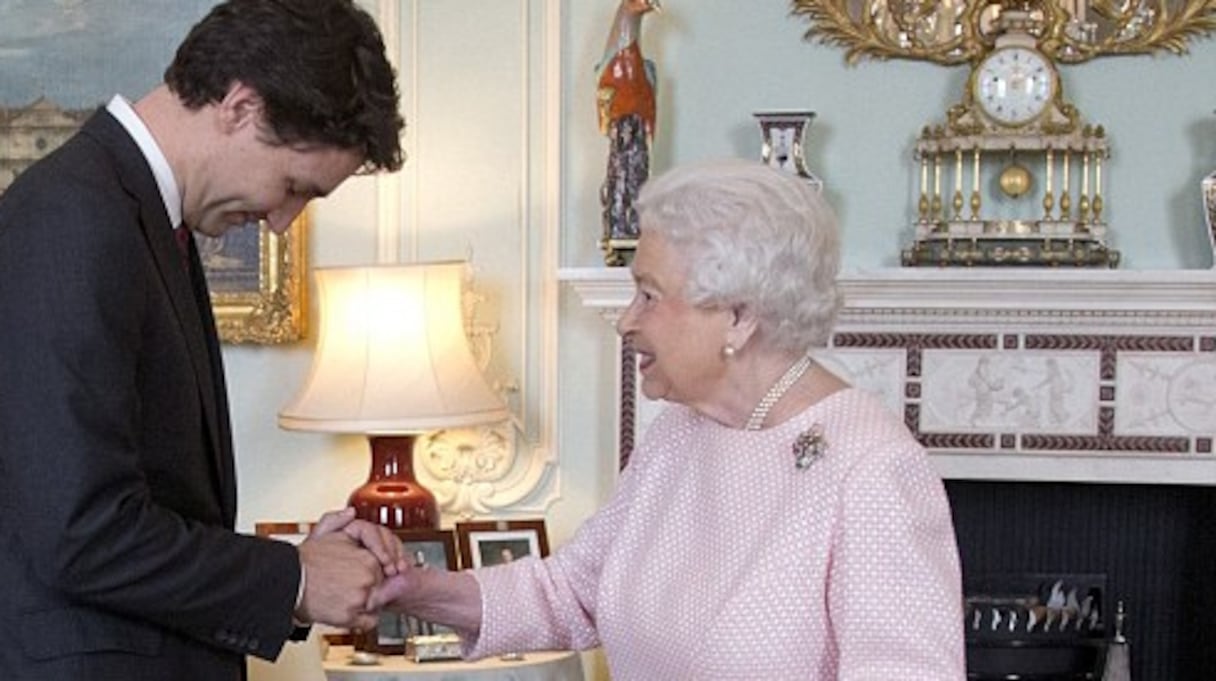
[{"xmin": 946, "ymin": 480, "xmax": 1216, "ymax": 681}]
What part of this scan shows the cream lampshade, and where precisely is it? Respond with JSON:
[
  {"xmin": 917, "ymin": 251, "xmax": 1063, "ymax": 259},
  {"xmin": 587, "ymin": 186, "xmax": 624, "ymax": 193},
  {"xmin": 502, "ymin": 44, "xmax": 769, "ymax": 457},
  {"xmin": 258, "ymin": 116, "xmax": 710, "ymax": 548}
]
[{"xmin": 279, "ymin": 261, "xmax": 508, "ymax": 529}]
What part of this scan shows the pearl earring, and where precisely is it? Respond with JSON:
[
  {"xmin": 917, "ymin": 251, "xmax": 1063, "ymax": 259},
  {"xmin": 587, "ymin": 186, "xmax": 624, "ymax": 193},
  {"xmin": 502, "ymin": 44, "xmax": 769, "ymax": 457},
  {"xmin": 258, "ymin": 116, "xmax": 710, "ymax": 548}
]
[{"xmin": 722, "ymin": 344, "xmax": 736, "ymax": 358}]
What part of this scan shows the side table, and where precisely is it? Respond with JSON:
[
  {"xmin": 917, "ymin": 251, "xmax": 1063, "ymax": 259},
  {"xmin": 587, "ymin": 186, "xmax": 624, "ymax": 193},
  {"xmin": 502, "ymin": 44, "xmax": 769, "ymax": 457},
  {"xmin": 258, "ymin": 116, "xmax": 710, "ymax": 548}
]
[{"xmin": 322, "ymin": 646, "xmax": 584, "ymax": 681}]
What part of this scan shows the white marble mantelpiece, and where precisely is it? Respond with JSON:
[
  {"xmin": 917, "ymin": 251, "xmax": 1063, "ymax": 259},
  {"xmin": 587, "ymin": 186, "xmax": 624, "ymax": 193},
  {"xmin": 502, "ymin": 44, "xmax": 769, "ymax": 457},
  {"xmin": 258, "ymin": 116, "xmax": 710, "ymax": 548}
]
[{"xmin": 559, "ymin": 266, "xmax": 1216, "ymax": 486}]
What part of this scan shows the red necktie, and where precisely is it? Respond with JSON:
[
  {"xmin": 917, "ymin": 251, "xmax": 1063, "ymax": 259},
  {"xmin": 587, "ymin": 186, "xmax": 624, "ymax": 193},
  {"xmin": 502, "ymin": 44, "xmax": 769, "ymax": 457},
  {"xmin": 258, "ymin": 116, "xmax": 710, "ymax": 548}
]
[{"xmin": 174, "ymin": 225, "xmax": 191, "ymax": 272}]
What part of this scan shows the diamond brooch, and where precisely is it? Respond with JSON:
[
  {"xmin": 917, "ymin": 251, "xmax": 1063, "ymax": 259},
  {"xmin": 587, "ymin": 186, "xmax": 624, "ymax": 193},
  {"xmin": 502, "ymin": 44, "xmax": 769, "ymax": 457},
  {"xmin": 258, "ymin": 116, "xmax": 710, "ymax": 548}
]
[{"xmin": 792, "ymin": 424, "xmax": 827, "ymax": 471}]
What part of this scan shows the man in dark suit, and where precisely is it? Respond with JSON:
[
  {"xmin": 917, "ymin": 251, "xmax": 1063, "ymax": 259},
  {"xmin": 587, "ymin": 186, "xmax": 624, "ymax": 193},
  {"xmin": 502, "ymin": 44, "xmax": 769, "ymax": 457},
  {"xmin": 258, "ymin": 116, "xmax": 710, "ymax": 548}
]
[{"xmin": 0, "ymin": 1, "xmax": 408, "ymax": 679}]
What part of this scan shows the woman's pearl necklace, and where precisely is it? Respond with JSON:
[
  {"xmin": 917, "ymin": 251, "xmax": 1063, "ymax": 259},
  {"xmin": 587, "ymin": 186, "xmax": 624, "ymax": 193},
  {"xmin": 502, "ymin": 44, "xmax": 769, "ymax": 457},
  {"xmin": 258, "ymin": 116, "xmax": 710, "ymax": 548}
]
[{"xmin": 745, "ymin": 354, "xmax": 813, "ymax": 431}]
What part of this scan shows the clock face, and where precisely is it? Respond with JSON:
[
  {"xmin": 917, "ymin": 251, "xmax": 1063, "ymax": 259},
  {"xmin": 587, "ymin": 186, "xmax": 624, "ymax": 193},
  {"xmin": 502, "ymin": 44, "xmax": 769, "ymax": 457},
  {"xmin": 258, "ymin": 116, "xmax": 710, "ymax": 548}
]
[{"xmin": 974, "ymin": 46, "xmax": 1058, "ymax": 127}]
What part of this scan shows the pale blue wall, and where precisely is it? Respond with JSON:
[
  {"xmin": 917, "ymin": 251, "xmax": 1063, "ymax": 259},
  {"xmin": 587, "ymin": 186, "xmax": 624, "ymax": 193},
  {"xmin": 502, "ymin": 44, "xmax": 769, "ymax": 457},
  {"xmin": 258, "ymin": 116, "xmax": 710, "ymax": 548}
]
[
  {"xmin": 212, "ymin": 0, "xmax": 1216, "ymax": 554},
  {"xmin": 564, "ymin": 1, "xmax": 1216, "ymax": 270}
]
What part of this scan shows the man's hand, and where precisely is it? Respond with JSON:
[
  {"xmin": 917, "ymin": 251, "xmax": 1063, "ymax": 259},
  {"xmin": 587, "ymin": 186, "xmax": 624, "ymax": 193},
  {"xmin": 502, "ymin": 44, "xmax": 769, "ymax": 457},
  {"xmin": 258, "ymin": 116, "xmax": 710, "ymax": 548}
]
[
  {"xmin": 311, "ymin": 507, "xmax": 409, "ymax": 576},
  {"xmin": 293, "ymin": 507, "xmax": 410, "ymax": 629},
  {"xmin": 295, "ymin": 529, "xmax": 384, "ymax": 630}
]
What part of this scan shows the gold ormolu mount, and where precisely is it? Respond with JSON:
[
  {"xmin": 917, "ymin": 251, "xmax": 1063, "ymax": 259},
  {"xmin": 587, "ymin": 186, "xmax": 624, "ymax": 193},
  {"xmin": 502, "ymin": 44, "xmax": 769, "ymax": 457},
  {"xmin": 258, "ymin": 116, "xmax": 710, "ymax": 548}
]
[{"xmin": 902, "ymin": 123, "xmax": 1118, "ymax": 268}]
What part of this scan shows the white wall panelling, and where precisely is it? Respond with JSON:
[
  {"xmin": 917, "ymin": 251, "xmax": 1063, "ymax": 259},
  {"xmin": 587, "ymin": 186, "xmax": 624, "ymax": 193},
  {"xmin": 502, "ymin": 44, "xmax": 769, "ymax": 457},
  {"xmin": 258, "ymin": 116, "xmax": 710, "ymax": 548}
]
[
  {"xmin": 388, "ymin": 0, "xmax": 566, "ymax": 520},
  {"xmin": 371, "ymin": 0, "xmax": 404, "ymax": 263}
]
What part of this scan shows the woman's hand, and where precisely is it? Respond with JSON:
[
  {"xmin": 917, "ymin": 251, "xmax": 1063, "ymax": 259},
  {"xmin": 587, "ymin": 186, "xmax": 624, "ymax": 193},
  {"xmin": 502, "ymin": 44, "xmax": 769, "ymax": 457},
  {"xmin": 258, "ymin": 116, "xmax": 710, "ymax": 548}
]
[{"xmin": 369, "ymin": 568, "xmax": 484, "ymax": 635}]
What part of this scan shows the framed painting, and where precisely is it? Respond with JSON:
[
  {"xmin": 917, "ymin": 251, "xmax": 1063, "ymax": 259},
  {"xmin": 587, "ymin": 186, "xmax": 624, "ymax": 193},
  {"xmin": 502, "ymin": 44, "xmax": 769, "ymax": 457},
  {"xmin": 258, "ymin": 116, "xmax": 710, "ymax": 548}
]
[
  {"xmin": 0, "ymin": 1, "xmax": 214, "ymax": 194},
  {"xmin": 455, "ymin": 520, "xmax": 550, "ymax": 569},
  {"xmin": 368, "ymin": 529, "xmax": 459, "ymax": 655},
  {"xmin": 0, "ymin": 1, "xmax": 305, "ymax": 345},
  {"xmin": 202, "ymin": 216, "xmax": 307, "ymax": 344}
]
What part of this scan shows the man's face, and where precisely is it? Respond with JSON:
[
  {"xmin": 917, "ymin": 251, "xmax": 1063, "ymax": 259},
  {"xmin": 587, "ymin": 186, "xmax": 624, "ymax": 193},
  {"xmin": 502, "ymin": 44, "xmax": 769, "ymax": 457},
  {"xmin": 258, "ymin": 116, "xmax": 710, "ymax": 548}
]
[
  {"xmin": 181, "ymin": 84, "xmax": 363, "ymax": 237},
  {"xmin": 188, "ymin": 135, "xmax": 361, "ymax": 238}
]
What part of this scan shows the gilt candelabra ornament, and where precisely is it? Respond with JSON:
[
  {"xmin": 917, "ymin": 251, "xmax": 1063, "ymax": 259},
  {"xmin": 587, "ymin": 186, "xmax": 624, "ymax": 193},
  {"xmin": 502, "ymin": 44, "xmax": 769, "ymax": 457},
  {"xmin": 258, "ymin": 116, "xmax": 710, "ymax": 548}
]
[
  {"xmin": 596, "ymin": 0, "xmax": 661, "ymax": 266},
  {"xmin": 790, "ymin": 0, "xmax": 1216, "ymax": 66}
]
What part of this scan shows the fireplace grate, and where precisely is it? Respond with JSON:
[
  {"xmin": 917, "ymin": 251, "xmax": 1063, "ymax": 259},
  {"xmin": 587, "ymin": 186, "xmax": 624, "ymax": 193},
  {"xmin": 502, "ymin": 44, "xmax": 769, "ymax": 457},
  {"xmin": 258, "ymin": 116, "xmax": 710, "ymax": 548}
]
[{"xmin": 965, "ymin": 573, "xmax": 1110, "ymax": 680}]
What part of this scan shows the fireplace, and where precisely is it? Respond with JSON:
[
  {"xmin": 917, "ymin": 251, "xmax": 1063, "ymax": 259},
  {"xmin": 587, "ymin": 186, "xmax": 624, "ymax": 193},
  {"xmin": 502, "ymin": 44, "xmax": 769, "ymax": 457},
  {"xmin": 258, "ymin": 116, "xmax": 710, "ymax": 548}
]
[{"xmin": 948, "ymin": 480, "xmax": 1216, "ymax": 680}]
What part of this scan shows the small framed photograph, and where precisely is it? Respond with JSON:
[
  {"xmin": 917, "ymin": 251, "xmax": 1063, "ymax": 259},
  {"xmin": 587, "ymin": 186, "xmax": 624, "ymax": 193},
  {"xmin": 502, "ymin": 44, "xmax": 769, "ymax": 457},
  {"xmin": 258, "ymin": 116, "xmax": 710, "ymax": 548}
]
[
  {"xmin": 455, "ymin": 519, "xmax": 550, "ymax": 569},
  {"xmin": 369, "ymin": 529, "xmax": 459, "ymax": 655},
  {"xmin": 254, "ymin": 521, "xmax": 316, "ymax": 543}
]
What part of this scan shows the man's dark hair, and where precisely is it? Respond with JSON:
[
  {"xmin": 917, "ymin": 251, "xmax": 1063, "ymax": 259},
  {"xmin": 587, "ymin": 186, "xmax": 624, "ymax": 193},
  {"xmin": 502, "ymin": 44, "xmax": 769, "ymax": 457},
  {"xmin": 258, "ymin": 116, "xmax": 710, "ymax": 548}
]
[{"xmin": 165, "ymin": 0, "xmax": 404, "ymax": 172}]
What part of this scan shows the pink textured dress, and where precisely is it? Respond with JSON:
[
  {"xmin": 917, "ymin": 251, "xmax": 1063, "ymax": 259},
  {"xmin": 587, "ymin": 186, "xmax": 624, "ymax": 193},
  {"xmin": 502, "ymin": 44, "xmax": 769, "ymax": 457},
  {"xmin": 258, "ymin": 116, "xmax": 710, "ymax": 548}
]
[{"xmin": 467, "ymin": 388, "xmax": 965, "ymax": 679}]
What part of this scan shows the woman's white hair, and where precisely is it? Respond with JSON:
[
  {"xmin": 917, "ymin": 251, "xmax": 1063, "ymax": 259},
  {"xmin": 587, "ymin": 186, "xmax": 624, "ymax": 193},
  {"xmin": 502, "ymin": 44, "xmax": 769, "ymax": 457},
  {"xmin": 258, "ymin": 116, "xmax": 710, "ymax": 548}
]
[{"xmin": 634, "ymin": 158, "xmax": 842, "ymax": 353}]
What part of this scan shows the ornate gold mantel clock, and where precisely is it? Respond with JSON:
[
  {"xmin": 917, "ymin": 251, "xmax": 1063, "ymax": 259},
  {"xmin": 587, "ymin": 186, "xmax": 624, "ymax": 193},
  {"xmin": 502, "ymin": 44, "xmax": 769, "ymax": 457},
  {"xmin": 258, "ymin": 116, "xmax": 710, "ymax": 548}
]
[
  {"xmin": 791, "ymin": 0, "xmax": 1216, "ymax": 266},
  {"xmin": 907, "ymin": 7, "xmax": 1117, "ymax": 266}
]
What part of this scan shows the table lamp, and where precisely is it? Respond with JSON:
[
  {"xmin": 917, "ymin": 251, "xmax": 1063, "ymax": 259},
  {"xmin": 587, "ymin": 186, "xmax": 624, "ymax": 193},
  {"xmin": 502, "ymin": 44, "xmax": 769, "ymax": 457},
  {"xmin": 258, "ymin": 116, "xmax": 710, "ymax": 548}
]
[{"xmin": 279, "ymin": 261, "xmax": 508, "ymax": 529}]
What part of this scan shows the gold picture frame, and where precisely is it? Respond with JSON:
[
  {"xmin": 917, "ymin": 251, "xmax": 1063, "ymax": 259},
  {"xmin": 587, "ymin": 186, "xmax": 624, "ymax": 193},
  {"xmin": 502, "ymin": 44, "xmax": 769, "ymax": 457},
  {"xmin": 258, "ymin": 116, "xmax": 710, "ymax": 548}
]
[{"xmin": 204, "ymin": 213, "xmax": 308, "ymax": 345}]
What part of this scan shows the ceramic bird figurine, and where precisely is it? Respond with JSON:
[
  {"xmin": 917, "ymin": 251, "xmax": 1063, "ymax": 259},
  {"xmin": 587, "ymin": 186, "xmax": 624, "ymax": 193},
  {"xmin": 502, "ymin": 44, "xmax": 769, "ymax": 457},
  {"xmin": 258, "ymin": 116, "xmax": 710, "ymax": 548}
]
[{"xmin": 596, "ymin": 0, "xmax": 660, "ymax": 266}]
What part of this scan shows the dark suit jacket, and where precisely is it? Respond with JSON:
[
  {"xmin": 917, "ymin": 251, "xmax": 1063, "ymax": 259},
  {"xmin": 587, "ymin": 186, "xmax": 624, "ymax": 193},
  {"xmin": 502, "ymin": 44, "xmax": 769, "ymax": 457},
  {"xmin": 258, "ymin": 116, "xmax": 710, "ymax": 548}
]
[{"xmin": 0, "ymin": 110, "xmax": 301, "ymax": 680}]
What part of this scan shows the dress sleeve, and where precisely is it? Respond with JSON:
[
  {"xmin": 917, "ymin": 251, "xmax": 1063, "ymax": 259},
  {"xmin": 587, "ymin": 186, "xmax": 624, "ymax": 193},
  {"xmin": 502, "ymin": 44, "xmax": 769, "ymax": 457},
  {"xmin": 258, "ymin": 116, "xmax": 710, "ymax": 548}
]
[
  {"xmin": 463, "ymin": 485, "xmax": 630, "ymax": 658},
  {"xmin": 827, "ymin": 434, "xmax": 966, "ymax": 679},
  {"xmin": 462, "ymin": 436, "xmax": 663, "ymax": 659}
]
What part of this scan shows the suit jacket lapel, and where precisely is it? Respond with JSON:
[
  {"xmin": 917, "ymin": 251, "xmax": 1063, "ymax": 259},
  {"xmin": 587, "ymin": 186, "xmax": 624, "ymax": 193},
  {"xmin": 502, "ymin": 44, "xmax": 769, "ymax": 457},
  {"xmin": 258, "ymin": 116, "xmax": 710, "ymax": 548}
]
[
  {"xmin": 185, "ymin": 237, "xmax": 238, "ymax": 524},
  {"xmin": 81, "ymin": 111, "xmax": 236, "ymax": 524}
]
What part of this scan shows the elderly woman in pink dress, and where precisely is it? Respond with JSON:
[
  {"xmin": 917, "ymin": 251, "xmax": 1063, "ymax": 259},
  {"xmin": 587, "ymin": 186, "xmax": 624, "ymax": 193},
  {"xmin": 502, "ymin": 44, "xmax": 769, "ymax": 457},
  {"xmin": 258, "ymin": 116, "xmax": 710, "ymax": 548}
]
[{"xmin": 370, "ymin": 158, "xmax": 965, "ymax": 679}]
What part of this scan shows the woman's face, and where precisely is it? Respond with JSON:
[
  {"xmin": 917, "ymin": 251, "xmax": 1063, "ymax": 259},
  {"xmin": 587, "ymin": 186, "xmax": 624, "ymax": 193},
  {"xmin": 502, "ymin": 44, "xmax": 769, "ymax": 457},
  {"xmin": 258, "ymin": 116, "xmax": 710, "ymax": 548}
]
[{"xmin": 617, "ymin": 229, "xmax": 733, "ymax": 407}]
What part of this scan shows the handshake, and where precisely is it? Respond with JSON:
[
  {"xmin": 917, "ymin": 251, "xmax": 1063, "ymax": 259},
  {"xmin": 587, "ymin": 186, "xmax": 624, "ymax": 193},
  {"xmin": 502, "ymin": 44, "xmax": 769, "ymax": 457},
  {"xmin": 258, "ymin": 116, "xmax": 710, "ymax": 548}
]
[{"xmin": 290, "ymin": 507, "xmax": 419, "ymax": 632}]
